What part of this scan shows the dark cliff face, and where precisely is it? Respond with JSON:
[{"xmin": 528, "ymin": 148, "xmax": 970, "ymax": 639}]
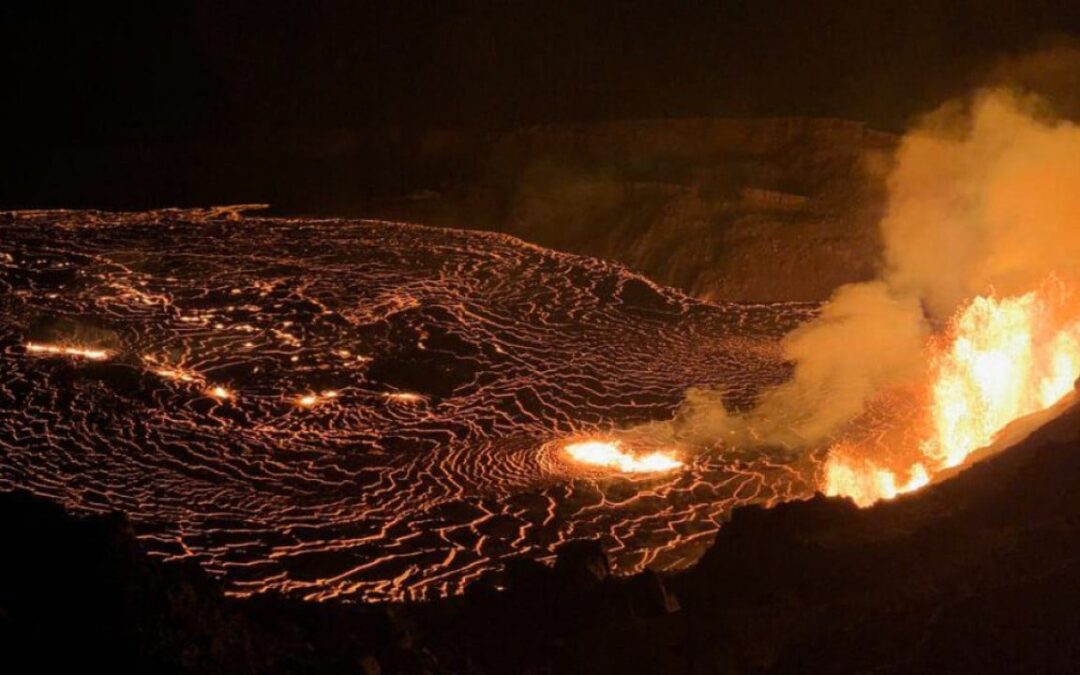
[
  {"xmin": 418, "ymin": 401, "xmax": 1080, "ymax": 674},
  {"xmin": 678, "ymin": 401, "xmax": 1080, "ymax": 673},
  {"xmin": 1, "ymin": 117, "xmax": 895, "ymax": 304},
  {"xmin": 0, "ymin": 491, "xmax": 404, "ymax": 674},
  {"xmin": 374, "ymin": 117, "xmax": 898, "ymax": 303},
  {"xmin": 5, "ymin": 401, "xmax": 1080, "ymax": 673}
]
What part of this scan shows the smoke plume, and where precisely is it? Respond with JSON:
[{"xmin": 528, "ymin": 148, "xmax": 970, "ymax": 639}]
[{"xmin": 666, "ymin": 69, "xmax": 1080, "ymax": 450}]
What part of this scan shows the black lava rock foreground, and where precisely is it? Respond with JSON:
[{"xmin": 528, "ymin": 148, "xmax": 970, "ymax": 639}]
[{"xmin": 5, "ymin": 404, "xmax": 1080, "ymax": 673}]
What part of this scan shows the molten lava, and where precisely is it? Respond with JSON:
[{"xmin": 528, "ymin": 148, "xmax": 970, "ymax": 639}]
[
  {"xmin": 824, "ymin": 451, "xmax": 930, "ymax": 507},
  {"xmin": 0, "ymin": 208, "xmax": 823, "ymax": 601},
  {"xmin": 295, "ymin": 390, "xmax": 339, "ymax": 408},
  {"xmin": 207, "ymin": 386, "xmax": 234, "ymax": 401},
  {"xmin": 826, "ymin": 281, "xmax": 1080, "ymax": 506},
  {"xmin": 25, "ymin": 342, "xmax": 110, "ymax": 361},
  {"xmin": 923, "ymin": 286, "xmax": 1080, "ymax": 468},
  {"xmin": 565, "ymin": 439, "xmax": 683, "ymax": 473}
]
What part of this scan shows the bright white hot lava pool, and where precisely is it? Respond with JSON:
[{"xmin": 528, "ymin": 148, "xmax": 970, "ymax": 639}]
[{"xmin": 0, "ymin": 209, "xmax": 817, "ymax": 601}]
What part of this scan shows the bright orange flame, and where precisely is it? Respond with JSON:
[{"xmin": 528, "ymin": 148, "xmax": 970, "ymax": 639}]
[
  {"xmin": 565, "ymin": 439, "xmax": 682, "ymax": 473},
  {"xmin": 825, "ymin": 281, "xmax": 1080, "ymax": 506},
  {"xmin": 25, "ymin": 342, "xmax": 110, "ymax": 361},
  {"xmin": 923, "ymin": 287, "xmax": 1080, "ymax": 469},
  {"xmin": 824, "ymin": 450, "xmax": 929, "ymax": 507}
]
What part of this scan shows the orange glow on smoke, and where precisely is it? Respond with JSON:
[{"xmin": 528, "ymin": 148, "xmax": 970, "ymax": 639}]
[
  {"xmin": 565, "ymin": 439, "xmax": 683, "ymax": 473},
  {"xmin": 25, "ymin": 342, "xmax": 110, "ymax": 361},
  {"xmin": 826, "ymin": 281, "xmax": 1080, "ymax": 506}
]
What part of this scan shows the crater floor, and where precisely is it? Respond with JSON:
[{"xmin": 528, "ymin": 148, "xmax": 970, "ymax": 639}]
[{"xmin": 0, "ymin": 209, "xmax": 816, "ymax": 601}]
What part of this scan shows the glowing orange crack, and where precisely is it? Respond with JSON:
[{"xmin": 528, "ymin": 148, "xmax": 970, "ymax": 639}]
[{"xmin": 25, "ymin": 342, "xmax": 110, "ymax": 361}]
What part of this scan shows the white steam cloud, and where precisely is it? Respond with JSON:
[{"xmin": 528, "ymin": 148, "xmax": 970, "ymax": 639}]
[{"xmin": 663, "ymin": 52, "xmax": 1080, "ymax": 450}]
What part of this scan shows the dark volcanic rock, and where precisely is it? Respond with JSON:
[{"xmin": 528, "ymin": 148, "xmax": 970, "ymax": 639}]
[
  {"xmin": 501, "ymin": 556, "xmax": 554, "ymax": 595},
  {"xmin": 419, "ymin": 403, "xmax": 1080, "ymax": 673},
  {"xmin": 673, "ymin": 403, "xmax": 1080, "ymax": 674},
  {"xmin": 624, "ymin": 569, "xmax": 680, "ymax": 618},
  {"xmin": 553, "ymin": 539, "xmax": 611, "ymax": 587},
  {"xmin": 6, "ymin": 403, "xmax": 1080, "ymax": 673},
  {"xmin": 351, "ymin": 118, "xmax": 898, "ymax": 302},
  {"xmin": 0, "ymin": 491, "xmax": 407, "ymax": 674},
  {"xmin": 3, "ymin": 117, "xmax": 894, "ymax": 302}
]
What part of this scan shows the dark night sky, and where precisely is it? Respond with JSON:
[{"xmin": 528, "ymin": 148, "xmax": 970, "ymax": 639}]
[
  {"xmin": 6, "ymin": 1, "xmax": 1080, "ymax": 139},
  {"xmin": 1, "ymin": 1, "xmax": 1079, "ymax": 209}
]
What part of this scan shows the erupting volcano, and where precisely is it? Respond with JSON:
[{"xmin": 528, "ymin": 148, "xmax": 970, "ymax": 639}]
[
  {"xmin": 825, "ymin": 282, "xmax": 1080, "ymax": 506},
  {"xmin": 925, "ymin": 285, "xmax": 1080, "ymax": 467},
  {"xmin": 4, "ymin": 90, "xmax": 1080, "ymax": 604},
  {"xmin": 9, "ymin": 3, "xmax": 1080, "ymax": 671},
  {"xmin": 811, "ymin": 90, "xmax": 1080, "ymax": 506}
]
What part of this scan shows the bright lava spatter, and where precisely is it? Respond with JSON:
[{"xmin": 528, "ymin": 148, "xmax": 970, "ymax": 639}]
[
  {"xmin": 0, "ymin": 209, "xmax": 816, "ymax": 602},
  {"xmin": 564, "ymin": 439, "xmax": 683, "ymax": 473}
]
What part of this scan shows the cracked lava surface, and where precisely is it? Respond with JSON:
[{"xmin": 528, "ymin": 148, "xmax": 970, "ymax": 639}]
[{"xmin": 0, "ymin": 209, "xmax": 818, "ymax": 601}]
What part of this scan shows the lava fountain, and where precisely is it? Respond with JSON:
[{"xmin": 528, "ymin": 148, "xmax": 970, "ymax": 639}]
[
  {"xmin": 825, "ymin": 282, "xmax": 1080, "ymax": 506},
  {"xmin": 923, "ymin": 284, "xmax": 1080, "ymax": 469},
  {"xmin": 772, "ymin": 89, "xmax": 1080, "ymax": 507}
]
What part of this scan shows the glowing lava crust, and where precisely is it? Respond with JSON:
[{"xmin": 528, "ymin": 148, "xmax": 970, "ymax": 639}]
[{"xmin": 0, "ymin": 209, "xmax": 815, "ymax": 602}]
